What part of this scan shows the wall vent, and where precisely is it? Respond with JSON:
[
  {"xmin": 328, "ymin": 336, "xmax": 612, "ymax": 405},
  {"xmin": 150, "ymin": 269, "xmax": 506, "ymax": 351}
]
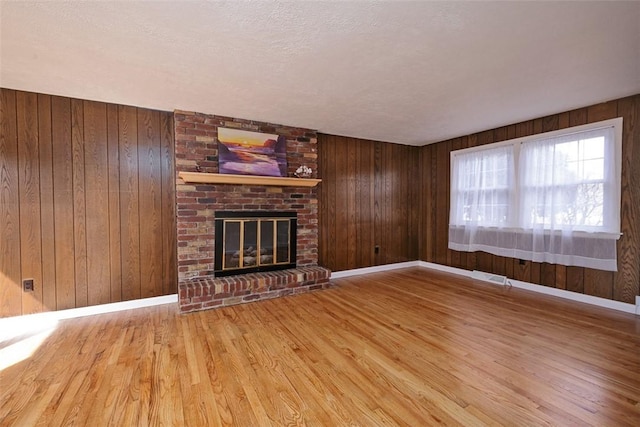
[{"xmin": 472, "ymin": 270, "xmax": 507, "ymax": 286}]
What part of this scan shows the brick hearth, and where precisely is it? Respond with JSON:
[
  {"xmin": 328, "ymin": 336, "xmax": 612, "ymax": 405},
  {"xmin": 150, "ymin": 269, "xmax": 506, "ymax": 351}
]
[
  {"xmin": 174, "ymin": 111, "xmax": 330, "ymax": 312},
  {"xmin": 179, "ymin": 266, "xmax": 331, "ymax": 313}
]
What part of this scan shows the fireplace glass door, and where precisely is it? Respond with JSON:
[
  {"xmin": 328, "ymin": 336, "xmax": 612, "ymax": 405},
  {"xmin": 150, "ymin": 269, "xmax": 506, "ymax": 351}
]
[{"xmin": 214, "ymin": 212, "xmax": 296, "ymax": 276}]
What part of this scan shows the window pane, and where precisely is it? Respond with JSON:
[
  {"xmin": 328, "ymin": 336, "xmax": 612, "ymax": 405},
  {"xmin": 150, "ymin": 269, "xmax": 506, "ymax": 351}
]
[
  {"xmin": 575, "ymin": 182, "xmax": 604, "ymax": 226},
  {"xmin": 580, "ymin": 137, "xmax": 605, "ymax": 160},
  {"xmin": 581, "ymin": 159, "xmax": 604, "ymax": 181}
]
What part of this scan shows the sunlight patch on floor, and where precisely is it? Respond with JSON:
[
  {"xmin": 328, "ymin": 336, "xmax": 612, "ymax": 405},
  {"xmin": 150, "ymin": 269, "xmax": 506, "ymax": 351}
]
[{"xmin": 0, "ymin": 315, "xmax": 58, "ymax": 371}]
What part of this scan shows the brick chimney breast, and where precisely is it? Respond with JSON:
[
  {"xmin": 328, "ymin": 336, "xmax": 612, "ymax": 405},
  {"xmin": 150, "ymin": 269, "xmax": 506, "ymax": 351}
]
[{"xmin": 174, "ymin": 111, "xmax": 328, "ymax": 312}]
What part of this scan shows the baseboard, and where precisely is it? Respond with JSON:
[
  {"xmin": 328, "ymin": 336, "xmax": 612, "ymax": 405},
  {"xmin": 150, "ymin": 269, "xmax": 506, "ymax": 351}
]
[
  {"xmin": 331, "ymin": 261, "xmax": 421, "ymax": 279},
  {"xmin": 4, "ymin": 261, "xmax": 635, "ymax": 322},
  {"xmin": 418, "ymin": 261, "xmax": 637, "ymax": 315},
  {"xmin": 0, "ymin": 294, "xmax": 178, "ymax": 325},
  {"xmin": 331, "ymin": 261, "xmax": 636, "ymax": 315}
]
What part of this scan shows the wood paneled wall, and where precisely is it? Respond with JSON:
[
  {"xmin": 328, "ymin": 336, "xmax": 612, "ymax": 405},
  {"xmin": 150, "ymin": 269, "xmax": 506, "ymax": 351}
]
[
  {"xmin": 318, "ymin": 135, "xmax": 420, "ymax": 271},
  {"xmin": 420, "ymin": 95, "xmax": 640, "ymax": 304},
  {"xmin": 0, "ymin": 89, "xmax": 176, "ymax": 317}
]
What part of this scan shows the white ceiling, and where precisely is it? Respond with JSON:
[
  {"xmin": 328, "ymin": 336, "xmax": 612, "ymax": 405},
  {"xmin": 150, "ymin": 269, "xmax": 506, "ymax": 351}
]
[{"xmin": 1, "ymin": 1, "xmax": 639, "ymax": 146}]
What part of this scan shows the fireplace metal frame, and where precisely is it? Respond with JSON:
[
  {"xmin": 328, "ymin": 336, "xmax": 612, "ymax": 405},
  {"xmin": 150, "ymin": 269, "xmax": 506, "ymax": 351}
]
[{"xmin": 214, "ymin": 211, "xmax": 297, "ymax": 277}]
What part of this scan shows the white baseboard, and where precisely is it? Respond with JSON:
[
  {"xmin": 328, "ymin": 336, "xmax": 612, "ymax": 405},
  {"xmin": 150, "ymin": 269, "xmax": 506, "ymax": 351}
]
[
  {"xmin": 4, "ymin": 261, "xmax": 636, "ymax": 322},
  {"xmin": 508, "ymin": 276, "xmax": 636, "ymax": 314},
  {"xmin": 420, "ymin": 261, "xmax": 637, "ymax": 314},
  {"xmin": 0, "ymin": 294, "xmax": 177, "ymax": 325},
  {"xmin": 332, "ymin": 260, "xmax": 637, "ymax": 315},
  {"xmin": 331, "ymin": 261, "xmax": 421, "ymax": 279},
  {"xmin": 417, "ymin": 261, "xmax": 637, "ymax": 315}
]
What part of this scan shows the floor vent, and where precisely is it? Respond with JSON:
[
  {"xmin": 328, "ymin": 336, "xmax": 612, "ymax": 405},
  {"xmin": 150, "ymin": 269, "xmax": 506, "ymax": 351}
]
[{"xmin": 472, "ymin": 270, "xmax": 507, "ymax": 286}]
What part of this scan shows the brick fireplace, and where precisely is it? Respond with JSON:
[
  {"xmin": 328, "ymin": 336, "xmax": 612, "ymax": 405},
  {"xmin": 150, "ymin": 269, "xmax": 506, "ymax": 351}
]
[{"xmin": 174, "ymin": 111, "xmax": 331, "ymax": 313}]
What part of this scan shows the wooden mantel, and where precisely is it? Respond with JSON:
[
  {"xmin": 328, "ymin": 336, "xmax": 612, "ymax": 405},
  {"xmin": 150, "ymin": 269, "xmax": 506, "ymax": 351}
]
[{"xmin": 178, "ymin": 172, "xmax": 321, "ymax": 187}]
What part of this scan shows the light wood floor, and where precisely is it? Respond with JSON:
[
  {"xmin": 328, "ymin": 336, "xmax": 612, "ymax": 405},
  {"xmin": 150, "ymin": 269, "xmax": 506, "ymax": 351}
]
[{"xmin": 1, "ymin": 267, "xmax": 639, "ymax": 426}]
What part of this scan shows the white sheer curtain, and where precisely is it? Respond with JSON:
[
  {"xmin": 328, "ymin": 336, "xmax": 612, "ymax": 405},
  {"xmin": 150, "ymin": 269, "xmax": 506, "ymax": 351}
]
[
  {"xmin": 449, "ymin": 122, "xmax": 621, "ymax": 272},
  {"xmin": 516, "ymin": 127, "xmax": 619, "ymax": 271},
  {"xmin": 449, "ymin": 145, "xmax": 517, "ymax": 255}
]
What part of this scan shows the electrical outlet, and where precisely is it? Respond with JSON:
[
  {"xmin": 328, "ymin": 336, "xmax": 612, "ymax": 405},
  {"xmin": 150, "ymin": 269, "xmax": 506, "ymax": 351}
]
[{"xmin": 23, "ymin": 279, "xmax": 34, "ymax": 292}]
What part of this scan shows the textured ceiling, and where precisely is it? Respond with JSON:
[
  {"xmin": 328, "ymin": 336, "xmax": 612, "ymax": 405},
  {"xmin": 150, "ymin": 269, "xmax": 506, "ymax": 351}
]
[{"xmin": 1, "ymin": 1, "xmax": 639, "ymax": 146}]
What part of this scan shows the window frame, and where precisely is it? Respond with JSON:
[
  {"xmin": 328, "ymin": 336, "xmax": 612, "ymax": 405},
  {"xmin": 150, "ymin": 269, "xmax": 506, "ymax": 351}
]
[{"xmin": 449, "ymin": 117, "xmax": 623, "ymax": 238}]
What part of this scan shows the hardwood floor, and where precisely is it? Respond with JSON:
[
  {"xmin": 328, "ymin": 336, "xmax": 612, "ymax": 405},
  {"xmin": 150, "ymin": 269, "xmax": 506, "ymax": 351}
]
[{"xmin": 1, "ymin": 267, "xmax": 639, "ymax": 426}]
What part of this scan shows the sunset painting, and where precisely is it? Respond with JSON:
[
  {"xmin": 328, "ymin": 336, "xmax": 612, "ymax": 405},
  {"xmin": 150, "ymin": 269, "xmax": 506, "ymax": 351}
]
[{"xmin": 217, "ymin": 128, "xmax": 287, "ymax": 177}]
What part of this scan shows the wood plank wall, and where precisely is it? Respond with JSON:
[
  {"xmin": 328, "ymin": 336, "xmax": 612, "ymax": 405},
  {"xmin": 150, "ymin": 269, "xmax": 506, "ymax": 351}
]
[
  {"xmin": 0, "ymin": 89, "xmax": 177, "ymax": 317},
  {"xmin": 420, "ymin": 95, "xmax": 640, "ymax": 304},
  {"xmin": 318, "ymin": 135, "xmax": 420, "ymax": 271}
]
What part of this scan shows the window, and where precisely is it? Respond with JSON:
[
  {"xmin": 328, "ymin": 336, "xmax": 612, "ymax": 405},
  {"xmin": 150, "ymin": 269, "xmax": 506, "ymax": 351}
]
[
  {"xmin": 449, "ymin": 118, "xmax": 622, "ymax": 271},
  {"xmin": 451, "ymin": 145, "xmax": 514, "ymax": 227}
]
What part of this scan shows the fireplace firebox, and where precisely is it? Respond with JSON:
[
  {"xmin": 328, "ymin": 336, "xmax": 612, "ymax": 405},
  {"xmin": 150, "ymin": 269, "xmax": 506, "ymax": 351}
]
[{"xmin": 214, "ymin": 211, "xmax": 297, "ymax": 277}]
